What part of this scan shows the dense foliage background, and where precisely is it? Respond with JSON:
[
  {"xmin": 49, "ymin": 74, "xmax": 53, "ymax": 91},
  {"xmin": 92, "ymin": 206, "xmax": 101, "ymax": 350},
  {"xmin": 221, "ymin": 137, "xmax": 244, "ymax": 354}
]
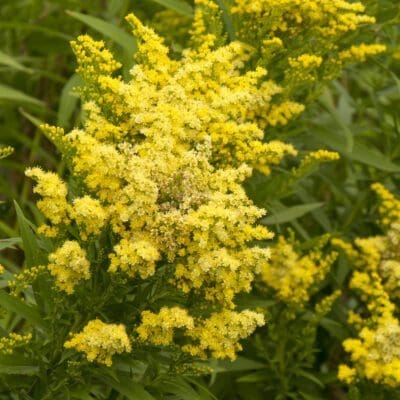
[{"xmin": 0, "ymin": 0, "xmax": 399, "ymax": 399}]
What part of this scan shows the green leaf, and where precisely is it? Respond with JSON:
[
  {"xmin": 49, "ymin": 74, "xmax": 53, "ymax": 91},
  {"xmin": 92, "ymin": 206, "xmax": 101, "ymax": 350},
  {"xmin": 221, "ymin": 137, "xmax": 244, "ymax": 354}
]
[
  {"xmin": 0, "ymin": 84, "xmax": 44, "ymax": 107},
  {"xmin": 155, "ymin": 377, "xmax": 205, "ymax": 400},
  {"xmin": 0, "ymin": 237, "xmax": 22, "ymax": 251},
  {"xmin": 103, "ymin": 375, "xmax": 155, "ymax": 400},
  {"xmin": 215, "ymin": 0, "xmax": 235, "ymax": 40},
  {"xmin": 19, "ymin": 108, "xmax": 44, "ymax": 128},
  {"xmin": 261, "ymin": 203, "xmax": 323, "ymax": 225},
  {"xmin": 237, "ymin": 371, "xmax": 266, "ymax": 383},
  {"xmin": 0, "ymin": 50, "xmax": 32, "ymax": 73},
  {"xmin": 57, "ymin": 74, "xmax": 83, "ymax": 128},
  {"xmin": 66, "ymin": 11, "xmax": 137, "ymax": 55},
  {"xmin": 14, "ymin": 201, "xmax": 46, "ymax": 267},
  {"xmin": 215, "ymin": 357, "xmax": 267, "ymax": 372},
  {"xmin": 296, "ymin": 370, "xmax": 324, "ymax": 388},
  {"xmin": 0, "ymin": 291, "xmax": 44, "ymax": 329},
  {"xmin": 0, "ymin": 354, "xmax": 39, "ymax": 376},
  {"xmin": 312, "ymin": 128, "xmax": 400, "ymax": 172},
  {"xmin": 148, "ymin": 0, "xmax": 193, "ymax": 17}
]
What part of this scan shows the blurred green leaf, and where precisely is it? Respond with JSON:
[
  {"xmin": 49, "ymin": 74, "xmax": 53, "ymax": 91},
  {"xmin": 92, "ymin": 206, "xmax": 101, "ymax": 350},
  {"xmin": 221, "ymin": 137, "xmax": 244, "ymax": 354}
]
[
  {"xmin": 0, "ymin": 237, "xmax": 22, "ymax": 251},
  {"xmin": 0, "ymin": 84, "xmax": 44, "ymax": 107},
  {"xmin": 261, "ymin": 203, "xmax": 323, "ymax": 225},
  {"xmin": 104, "ymin": 375, "xmax": 155, "ymax": 400},
  {"xmin": 0, "ymin": 354, "xmax": 39, "ymax": 375},
  {"xmin": 66, "ymin": 10, "xmax": 137, "ymax": 55},
  {"xmin": 57, "ymin": 74, "xmax": 82, "ymax": 128},
  {"xmin": 215, "ymin": 357, "xmax": 267, "ymax": 373},
  {"xmin": 14, "ymin": 201, "xmax": 46, "ymax": 267},
  {"xmin": 0, "ymin": 291, "xmax": 44, "ymax": 329},
  {"xmin": 148, "ymin": 0, "xmax": 194, "ymax": 17},
  {"xmin": 0, "ymin": 51, "xmax": 32, "ymax": 73}
]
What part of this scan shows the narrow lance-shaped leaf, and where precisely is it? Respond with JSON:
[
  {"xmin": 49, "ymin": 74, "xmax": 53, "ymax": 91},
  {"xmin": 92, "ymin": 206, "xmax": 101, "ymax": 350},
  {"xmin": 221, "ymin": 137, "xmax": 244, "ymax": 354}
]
[
  {"xmin": 0, "ymin": 84, "xmax": 44, "ymax": 107},
  {"xmin": 261, "ymin": 203, "xmax": 324, "ymax": 225},
  {"xmin": 66, "ymin": 11, "xmax": 137, "ymax": 55},
  {"xmin": 148, "ymin": 0, "xmax": 194, "ymax": 17},
  {"xmin": 0, "ymin": 50, "xmax": 32, "ymax": 73}
]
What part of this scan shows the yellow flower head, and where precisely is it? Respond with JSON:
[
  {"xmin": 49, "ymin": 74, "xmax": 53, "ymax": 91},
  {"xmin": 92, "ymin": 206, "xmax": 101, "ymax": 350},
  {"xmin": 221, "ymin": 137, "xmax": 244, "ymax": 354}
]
[
  {"xmin": 47, "ymin": 241, "xmax": 91, "ymax": 294},
  {"xmin": 64, "ymin": 319, "xmax": 131, "ymax": 366}
]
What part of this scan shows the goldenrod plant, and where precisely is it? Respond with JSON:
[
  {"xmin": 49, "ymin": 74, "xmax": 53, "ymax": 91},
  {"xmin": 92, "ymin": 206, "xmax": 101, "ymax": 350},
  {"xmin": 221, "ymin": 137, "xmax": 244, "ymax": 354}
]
[{"xmin": 0, "ymin": 0, "xmax": 396, "ymax": 399}]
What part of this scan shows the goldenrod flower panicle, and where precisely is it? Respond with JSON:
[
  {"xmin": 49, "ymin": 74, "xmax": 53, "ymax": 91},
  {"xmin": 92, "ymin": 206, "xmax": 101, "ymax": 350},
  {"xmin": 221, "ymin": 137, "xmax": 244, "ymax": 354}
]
[
  {"xmin": 71, "ymin": 34, "xmax": 121, "ymax": 77},
  {"xmin": 183, "ymin": 310, "xmax": 265, "ymax": 360},
  {"xmin": 64, "ymin": 319, "xmax": 131, "ymax": 366},
  {"xmin": 371, "ymin": 182, "xmax": 400, "ymax": 226},
  {"xmin": 109, "ymin": 238, "xmax": 160, "ymax": 279},
  {"xmin": 337, "ymin": 188, "xmax": 400, "ymax": 386},
  {"xmin": 136, "ymin": 307, "xmax": 194, "ymax": 345},
  {"xmin": 0, "ymin": 333, "xmax": 32, "ymax": 355},
  {"xmin": 0, "ymin": 146, "xmax": 13, "ymax": 159},
  {"xmin": 71, "ymin": 195, "xmax": 108, "ymax": 240},
  {"xmin": 339, "ymin": 44, "xmax": 387, "ymax": 62},
  {"xmin": 47, "ymin": 241, "xmax": 91, "ymax": 294},
  {"xmin": 260, "ymin": 236, "xmax": 336, "ymax": 304},
  {"xmin": 25, "ymin": 167, "xmax": 70, "ymax": 227}
]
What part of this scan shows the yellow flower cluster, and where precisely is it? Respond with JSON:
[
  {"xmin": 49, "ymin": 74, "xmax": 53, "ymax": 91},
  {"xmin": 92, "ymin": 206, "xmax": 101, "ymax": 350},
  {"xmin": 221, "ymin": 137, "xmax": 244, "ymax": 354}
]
[
  {"xmin": 136, "ymin": 307, "xmax": 194, "ymax": 345},
  {"xmin": 335, "ymin": 186, "xmax": 400, "ymax": 386},
  {"xmin": 70, "ymin": 196, "xmax": 108, "ymax": 240},
  {"xmin": 64, "ymin": 319, "xmax": 131, "ymax": 366},
  {"xmin": 136, "ymin": 307, "xmax": 264, "ymax": 360},
  {"xmin": 288, "ymin": 54, "xmax": 323, "ymax": 82},
  {"xmin": 371, "ymin": 182, "xmax": 400, "ymax": 226},
  {"xmin": 47, "ymin": 241, "xmax": 91, "ymax": 294},
  {"xmin": 260, "ymin": 236, "xmax": 337, "ymax": 304},
  {"xmin": 339, "ymin": 44, "xmax": 387, "ymax": 62},
  {"xmin": 229, "ymin": 0, "xmax": 384, "ymax": 98},
  {"xmin": 183, "ymin": 310, "xmax": 265, "ymax": 360},
  {"xmin": 0, "ymin": 146, "xmax": 13, "ymax": 159},
  {"xmin": 293, "ymin": 150, "xmax": 340, "ymax": 179},
  {"xmin": 0, "ymin": 333, "xmax": 32, "ymax": 355},
  {"xmin": 26, "ymin": 167, "xmax": 69, "ymax": 228},
  {"xmin": 9, "ymin": 265, "xmax": 46, "ymax": 296}
]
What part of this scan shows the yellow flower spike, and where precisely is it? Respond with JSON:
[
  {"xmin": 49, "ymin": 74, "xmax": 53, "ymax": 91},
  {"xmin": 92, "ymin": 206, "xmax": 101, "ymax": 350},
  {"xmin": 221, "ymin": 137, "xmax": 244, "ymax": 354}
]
[{"xmin": 64, "ymin": 319, "xmax": 131, "ymax": 366}]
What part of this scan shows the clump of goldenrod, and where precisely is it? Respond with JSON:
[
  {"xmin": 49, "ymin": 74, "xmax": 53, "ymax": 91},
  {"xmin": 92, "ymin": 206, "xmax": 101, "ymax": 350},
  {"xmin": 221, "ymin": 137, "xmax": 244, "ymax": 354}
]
[
  {"xmin": 28, "ymin": 14, "xmax": 284, "ymax": 364},
  {"xmin": 335, "ymin": 185, "xmax": 400, "ymax": 387}
]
